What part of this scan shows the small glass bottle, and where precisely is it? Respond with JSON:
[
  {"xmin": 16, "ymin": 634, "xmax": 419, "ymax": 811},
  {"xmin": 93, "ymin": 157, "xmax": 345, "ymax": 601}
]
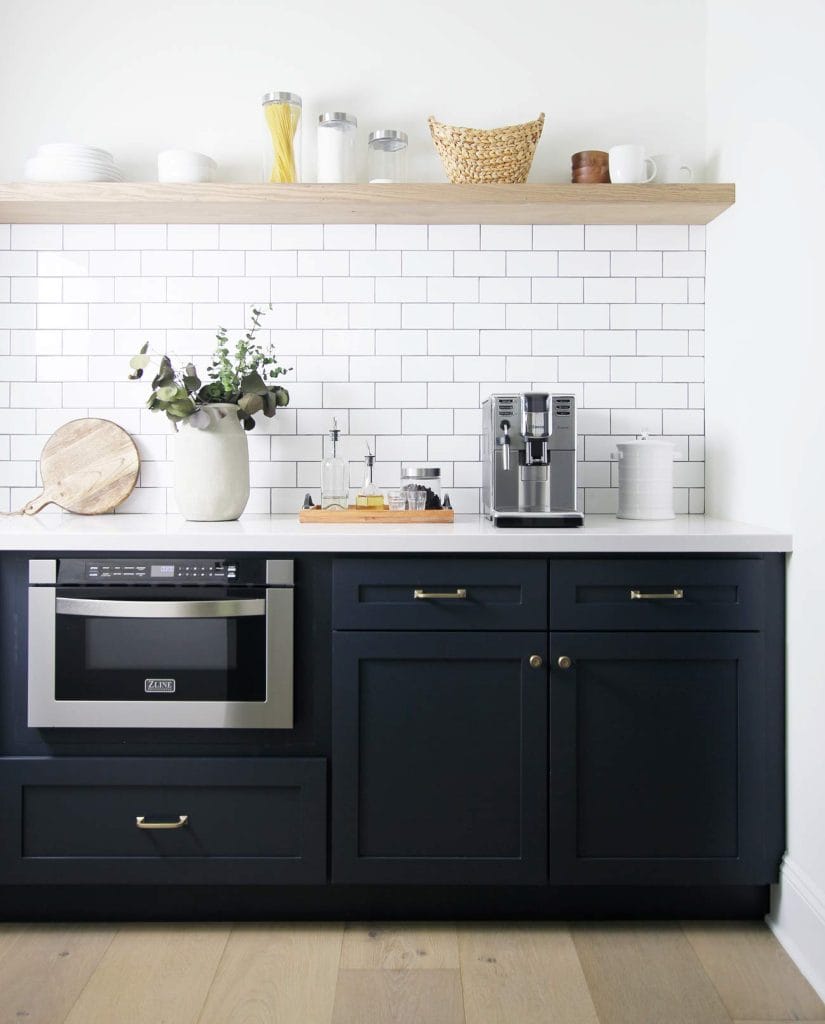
[
  {"xmin": 321, "ymin": 419, "xmax": 348, "ymax": 510},
  {"xmin": 355, "ymin": 445, "xmax": 384, "ymax": 508},
  {"xmin": 368, "ymin": 129, "xmax": 408, "ymax": 183},
  {"xmin": 317, "ymin": 112, "xmax": 357, "ymax": 183},
  {"xmin": 262, "ymin": 91, "xmax": 302, "ymax": 183}
]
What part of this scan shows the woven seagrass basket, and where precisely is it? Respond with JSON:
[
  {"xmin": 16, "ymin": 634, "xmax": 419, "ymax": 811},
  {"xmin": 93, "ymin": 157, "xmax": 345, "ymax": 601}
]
[{"xmin": 428, "ymin": 113, "xmax": 545, "ymax": 184}]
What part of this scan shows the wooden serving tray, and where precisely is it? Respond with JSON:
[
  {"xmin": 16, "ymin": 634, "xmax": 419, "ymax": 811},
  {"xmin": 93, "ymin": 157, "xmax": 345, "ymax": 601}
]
[{"xmin": 299, "ymin": 505, "xmax": 454, "ymax": 524}]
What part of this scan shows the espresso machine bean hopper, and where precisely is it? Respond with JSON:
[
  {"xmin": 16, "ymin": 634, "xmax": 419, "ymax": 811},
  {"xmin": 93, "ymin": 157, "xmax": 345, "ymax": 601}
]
[{"xmin": 481, "ymin": 392, "xmax": 584, "ymax": 527}]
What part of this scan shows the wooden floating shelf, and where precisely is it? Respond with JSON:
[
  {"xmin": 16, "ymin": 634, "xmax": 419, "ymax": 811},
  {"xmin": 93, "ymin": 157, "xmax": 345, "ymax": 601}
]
[
  {"xmin": 0, "ymin": 182, "xmax": 734, "ymax": 225},
  {"xmin": 299, "ymin": 506, "xmax": 454, "ymax": 524}
]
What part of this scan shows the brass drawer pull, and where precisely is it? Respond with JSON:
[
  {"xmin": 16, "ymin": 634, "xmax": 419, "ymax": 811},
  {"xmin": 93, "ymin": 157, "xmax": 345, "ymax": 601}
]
[
  {"xmin": 413, "ymin": 588, "xmax": 468, "ymax": 600},
  {"xmin": 630, "ymin": 588, "xmax": 684, "ymax": 601},
  {"xmin": 136, "ymin": 815, "xmax": 189, "ymax": 830}
]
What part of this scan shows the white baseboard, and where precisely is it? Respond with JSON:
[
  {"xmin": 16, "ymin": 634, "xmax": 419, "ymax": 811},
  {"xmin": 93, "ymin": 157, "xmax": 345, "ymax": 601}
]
[{"xmin": 767, "ymin": 856, "xmax": 825, "ymax": 1003}]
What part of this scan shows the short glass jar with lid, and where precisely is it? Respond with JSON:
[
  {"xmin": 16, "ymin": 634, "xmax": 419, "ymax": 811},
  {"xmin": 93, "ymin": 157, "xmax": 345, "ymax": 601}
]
[
  {"xmin": 401, "ymin": 465, "xmax": 441, "ymax": 509},
  {"xmin": 368, "ymin": 129, "xmax": 408, "ymax": 183},
  {"xmin": 317, "ymin": 112, "xmax": 357, "ymax": 183},
  {"xmin": 262, "ymin": 91, "xmax": 302, "ymax": 183}
]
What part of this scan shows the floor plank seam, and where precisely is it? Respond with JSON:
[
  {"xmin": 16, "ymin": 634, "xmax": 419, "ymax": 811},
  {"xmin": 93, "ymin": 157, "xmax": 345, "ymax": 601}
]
[
  {"xmin": 58, "ymin": 924, "xmax": 119, "ymax": 1024},
  {"xmin": 192, "ymin": 921, "xmax": 235, "ymax": 1024}
]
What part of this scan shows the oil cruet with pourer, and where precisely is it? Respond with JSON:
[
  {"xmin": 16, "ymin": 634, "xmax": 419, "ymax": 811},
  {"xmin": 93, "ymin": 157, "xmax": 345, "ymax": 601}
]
[
  {"xmin": 320, "ymin": 418, "xmax": 348, "ymax": 510},
  {"xmin": 355, "ymin": 443, "xmax": 384, "ymax": 509}
]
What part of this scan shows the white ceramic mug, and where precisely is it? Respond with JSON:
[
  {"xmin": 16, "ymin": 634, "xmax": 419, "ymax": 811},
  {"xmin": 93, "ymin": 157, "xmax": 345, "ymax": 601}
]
[
  {"xmin": 608, "ymin": 144, "xmax": 656, "ymax": 184},
  {"xmin": 650, "ymin": 154, "xmax": 693, "ymax": 183}
]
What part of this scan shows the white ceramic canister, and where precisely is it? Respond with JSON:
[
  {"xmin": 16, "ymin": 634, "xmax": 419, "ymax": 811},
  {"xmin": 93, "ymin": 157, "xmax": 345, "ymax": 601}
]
[
  {"xmin": 174, "ymin": 404, "xmax": 250, "ymax": 521},
  {"xmin": 317, "ymin": 112, "xmax": 357, "ymax": 183},
  {"xmin": 613, "ymin": 436, "xmax": 676, "ymax": 520}
]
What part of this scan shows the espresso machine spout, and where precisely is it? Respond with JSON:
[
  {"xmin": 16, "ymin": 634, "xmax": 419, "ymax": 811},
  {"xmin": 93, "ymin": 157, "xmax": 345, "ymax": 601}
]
[{"xmin": 497, "ymin": 420, "xmax": 511, "ymax": 471}]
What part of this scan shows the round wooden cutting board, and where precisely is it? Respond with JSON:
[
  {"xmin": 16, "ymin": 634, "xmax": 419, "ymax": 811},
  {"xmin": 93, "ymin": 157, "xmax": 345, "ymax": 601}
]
[{"xmin": 21, "ymin": 418, "xmax": 140, "ymax": 515}]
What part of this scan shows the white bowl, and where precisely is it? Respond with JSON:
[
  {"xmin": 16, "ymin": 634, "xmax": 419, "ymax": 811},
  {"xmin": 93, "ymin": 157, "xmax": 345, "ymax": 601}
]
[
  {"xmin": 157, "ymin": 149, "xmax": 216, "ymax": 183},
  {"xmin": 24, "ymin": 157, "xmax": 124, "ymax": 182}
]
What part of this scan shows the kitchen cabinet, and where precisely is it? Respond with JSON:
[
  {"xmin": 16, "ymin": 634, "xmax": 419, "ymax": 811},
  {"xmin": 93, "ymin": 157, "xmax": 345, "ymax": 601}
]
[
  {"xmin": 548, "ymin": 631, "xmax": 773, "ymax": 884},
  {"xmin": 331, "ymin": 630, "xmax": 547, "ymax": 884},
  {"xmin": 0, "ymin": 757, "xmax": 327, "ymax": 885}
]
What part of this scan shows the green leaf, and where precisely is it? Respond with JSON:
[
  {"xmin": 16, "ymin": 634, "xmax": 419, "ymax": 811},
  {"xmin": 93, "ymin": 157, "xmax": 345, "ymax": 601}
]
[
  {"xmin": 274, "ymin": 386, "xmax": 290, "ymax": 407},
  {"xmin": 156, "ymin": 385, "xmax": 179, "ymax": 402},
  {"xmin": 240, "ymin": 370, "xmax": 268, "ymax": 396},
  {"xmin": 139, "ymin": 341, "xmax": 149, "ymax": 355},
  {"xmin": 238, "ymin": 392, "xmax": 264, "ymax": 416},
  {"xmin": 261, "ymin": 391, "xmax": 279, "ymax": 417},
  {"xmin": 129, "ymin": 352, "xmax": 150, "ymax": 370},
  {"xmin": 128, "ymin": 368, "xmax": 144, "ymax": 381}
]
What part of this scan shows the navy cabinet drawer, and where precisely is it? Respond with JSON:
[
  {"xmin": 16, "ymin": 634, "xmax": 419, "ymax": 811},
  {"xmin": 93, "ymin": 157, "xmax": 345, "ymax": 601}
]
[
  {"xmin": 0, "ymin": 757, "xmax": 326, "ymax": 885},
  {"xmin": 333, "ymin": 558, "xmax": 547, "ymax": 630},
  {"xmin": 549, "ymin": 557, "xmax": 765, "ymax": 630}
]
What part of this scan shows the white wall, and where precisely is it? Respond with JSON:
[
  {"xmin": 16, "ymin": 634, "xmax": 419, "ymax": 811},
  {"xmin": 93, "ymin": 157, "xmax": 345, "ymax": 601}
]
[
  {"xmin": 706, "ymin": 0, "xmax": 825, "ymax": 998},
  {"xmin": 0, "ymin": 0, "xmax": 706, "ymax": 184}
]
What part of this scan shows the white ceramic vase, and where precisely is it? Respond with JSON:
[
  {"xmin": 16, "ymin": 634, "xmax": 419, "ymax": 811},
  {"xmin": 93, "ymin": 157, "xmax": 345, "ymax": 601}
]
[{"xmin": 174, "ymin": 403, "xmax": 250, "ymax": 521}]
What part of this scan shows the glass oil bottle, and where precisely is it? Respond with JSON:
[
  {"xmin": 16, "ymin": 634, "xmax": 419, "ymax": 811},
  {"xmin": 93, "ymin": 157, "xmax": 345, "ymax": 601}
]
[
  {"xmin": 321, "ymin": 418, "xmax": 348, "ymax": 510},
  {"xmin": 355, "ymin": 444, "xmax": 384, "ymax": 509}
]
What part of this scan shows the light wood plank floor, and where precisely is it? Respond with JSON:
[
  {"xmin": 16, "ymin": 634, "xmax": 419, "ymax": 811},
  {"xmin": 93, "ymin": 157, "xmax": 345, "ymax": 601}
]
[{"xmin": 0, "ymin": 920, "xmax": 822, "ymax": 1024}]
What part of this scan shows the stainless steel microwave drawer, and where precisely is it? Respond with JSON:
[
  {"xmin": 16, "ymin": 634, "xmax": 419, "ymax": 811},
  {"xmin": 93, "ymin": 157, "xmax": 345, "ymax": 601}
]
[
  {"xmin": 333, "ymin": 557, "xmax": 547, "ymax": 630},
  {"xmin": 549, "ymin": 557, "xmax": 767, "ymax": 631},
  {"xmin": 0, "ymin": 757, "xmax": 326, "ymax": 885}
]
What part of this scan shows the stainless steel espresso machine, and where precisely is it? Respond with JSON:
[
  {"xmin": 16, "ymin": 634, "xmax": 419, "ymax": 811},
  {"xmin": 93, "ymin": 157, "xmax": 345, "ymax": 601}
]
[{"xmin": 482, "ymin": 392, "xmax": 584, "ymax": 527}]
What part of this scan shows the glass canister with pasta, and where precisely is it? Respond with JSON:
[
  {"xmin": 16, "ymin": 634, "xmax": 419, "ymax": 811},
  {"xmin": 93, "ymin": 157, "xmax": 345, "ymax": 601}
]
[{"xmin": 262, "ymin": 91, "xmax": 302, "ymax": 183}]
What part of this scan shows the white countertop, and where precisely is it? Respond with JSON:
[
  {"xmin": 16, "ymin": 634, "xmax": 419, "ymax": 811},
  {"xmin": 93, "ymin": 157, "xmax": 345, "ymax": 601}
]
[{"xmin": 0, "ymin": 514, "xmax": 792, "ymax": 553}]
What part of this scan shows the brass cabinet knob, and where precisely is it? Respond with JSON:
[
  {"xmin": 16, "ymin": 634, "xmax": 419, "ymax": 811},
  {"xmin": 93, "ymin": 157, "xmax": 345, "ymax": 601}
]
[
  {"xmin": 557, "ymin": 655, "xmax": 572, "ymax": 670},
  {"xmin": 529, "ymin": 654, "xmax": 543, "ymax": 669}
]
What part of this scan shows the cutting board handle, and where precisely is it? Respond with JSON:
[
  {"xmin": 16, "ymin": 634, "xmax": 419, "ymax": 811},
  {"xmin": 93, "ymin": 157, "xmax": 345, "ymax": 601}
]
[{"xmin": 21, "ymin": 491, "xmax": 53, "ymax": 516}]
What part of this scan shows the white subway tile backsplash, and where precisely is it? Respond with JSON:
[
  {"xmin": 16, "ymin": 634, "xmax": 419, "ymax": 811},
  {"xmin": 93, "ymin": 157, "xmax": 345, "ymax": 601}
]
[
  {"xmin": 116, "ymin": 225, "xmax": 166, "ymax": 249},
  {"xmin": 611, "ymin": 251, "xmax": 662, "ymax": 277},
  {"xmin": 558, "ymin": 304, "xmax": 608, "ymax": 329},
  {"xmin": 427, "ymin": 278, "xmax": 477, "ymax": 303},
  {"xmin": 480, "ymin": 277, "xmax": 531, "ymax": 303},
  {"xmin": 532, "ymin": 330, "xmax": 584, "ymax": 355},
  {"xmin": 219, "ymin": 224, "xmax": 270, "ymax": 250},
  {"xmin": 38, "ymin": 251, "xmax": 88, "ymax": 276},
  {"xmin": 402, "ymin": 304, "xmax": 452, "ymax": 329},
  {"xmin": 559, "ymin": 251, "xmax": 610, "ymax": 277},
  {"xmin": 507, "ymin": 304, "xmax": 558, "ymax": 329},
  {"xmin": 403, "ymin": 250, "xmax": 452, "ymax": 276},
  {"xmin": 351, "ymin": 251, "xmax": 401, "ymax": 277},
  {"xmin": 662, "ymin": 303, "xmax": 704, "ymax": 329},
  {"xmin": 350, "ymin": 304, "xmax": 401, "ymax": 329},
  {"xmin": 637, "ymin": 225, "xmax": 688, "ymax": 250},
  {"xmin": 533, "ymin": 225, "xmax": 584, "ymax": 250},
  {"xmin": 0, "ymin": 220, "xmax": 706, "ymax": 513},
  {"xmin": 377, "ymin": 224, "xmax": 427, "ymax": 250},
  {"xmin": 481, "ymin": 225, "xmax": 532, "ymax": 250},
  {"xmin": 610, "ymin": 303, "xmax": 661, "ymax": 329},
  {"xmin": 429, "ymin": 225, "xmax": 479, "ymax": 250},
  {"xmin": 325, "ymin": 277, "xmax": 374, "ymax": 302},
  {"xmin": 585, "ymin": 225, "xmax": 636, "ymax": 250},
  {"xmin": 12, "ymin": 224, "xmax": 62, "ymax": 250},
  {"xmin": 663, "ymin": 251, "xmax": 705, "ymax": 277},
  {"xmin": 350, "ymin": 355, "xmax": 401, "ymax": 382},
  {"xmin": 506, "ymin": 251, "xmax": 558, "ymax": 277},
  {"xmin": 584, "ymin": 278, "xmax": 635, "ymax": 303}
]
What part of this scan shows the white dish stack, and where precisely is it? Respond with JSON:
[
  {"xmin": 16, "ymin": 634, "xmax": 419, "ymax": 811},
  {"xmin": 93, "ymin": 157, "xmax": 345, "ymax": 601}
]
[
  {"xmin": 24, "ymin": 144, "xmax": 124, "ymax": 182},
  {"xmin": 613, "ymin": 436, "xmax": 676, "ymax": 520}
]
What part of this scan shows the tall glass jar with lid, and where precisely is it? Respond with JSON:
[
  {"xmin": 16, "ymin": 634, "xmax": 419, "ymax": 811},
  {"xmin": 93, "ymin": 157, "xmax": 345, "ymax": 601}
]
[
  {"xmin": 368, "ymin": 130, "xmax": 408, "ymax": 183},
  {"xmin": 317, "ymin": 112, "xmax": 357, "ymax": 183},
  {"xmin": 262, "ymin": 91, "xmax": 302, "ymax": 183}
]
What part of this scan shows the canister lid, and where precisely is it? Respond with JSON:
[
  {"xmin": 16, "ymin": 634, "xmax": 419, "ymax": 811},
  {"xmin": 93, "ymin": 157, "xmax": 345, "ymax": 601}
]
[
  {"xmin": 262, "ymin": 91, "xmax": 302, "ymax": 106},
  {"xmin": 402, "ymin": 465, "xmax": 441, "ymax": 479},
  {"xmin": 616, "ymin": 432, "xmax": 675, "ymax": 449},
  {"xmin": 319, "ymin": 112, "xmax": 357, "ymax": 127},
  {"xmin": 368, "ymin": 129, "xmax": 408, "ymax": 150}
]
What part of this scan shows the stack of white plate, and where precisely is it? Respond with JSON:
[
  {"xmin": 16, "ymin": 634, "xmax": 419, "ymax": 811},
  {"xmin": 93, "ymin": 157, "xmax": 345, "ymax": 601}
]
[{"xmin": 24, "ymin": 144, "xmax": 124, "ymax": 182}]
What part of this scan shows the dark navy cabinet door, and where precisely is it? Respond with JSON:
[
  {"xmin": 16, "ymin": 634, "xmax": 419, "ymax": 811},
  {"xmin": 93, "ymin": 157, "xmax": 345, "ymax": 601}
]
[
  {"xmin": 549, "ymin": 632, "xmax": 774, "ymax": 885},
  {"xmin": 332, "ymin": 631, "xmax": 547, "ymax": 884}
]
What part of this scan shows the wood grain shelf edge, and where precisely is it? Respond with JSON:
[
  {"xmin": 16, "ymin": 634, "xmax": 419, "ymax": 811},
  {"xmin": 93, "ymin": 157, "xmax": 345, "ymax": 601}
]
[{"xmin": 0, "ymin": 182, "xmax": 735, "ymax": 225}]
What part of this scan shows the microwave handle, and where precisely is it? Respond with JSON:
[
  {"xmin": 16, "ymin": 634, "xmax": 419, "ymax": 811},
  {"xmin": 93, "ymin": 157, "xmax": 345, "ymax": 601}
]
[{"xmin": 55, "ymin": 597, "xmax": 265, "ymax": 619}]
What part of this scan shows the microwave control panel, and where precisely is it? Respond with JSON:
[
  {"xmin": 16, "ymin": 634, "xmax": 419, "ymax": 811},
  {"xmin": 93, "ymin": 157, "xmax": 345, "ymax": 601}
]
[{"xmin": 54, "ymin": 558, "xmax": 255, "ymax": 585}]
